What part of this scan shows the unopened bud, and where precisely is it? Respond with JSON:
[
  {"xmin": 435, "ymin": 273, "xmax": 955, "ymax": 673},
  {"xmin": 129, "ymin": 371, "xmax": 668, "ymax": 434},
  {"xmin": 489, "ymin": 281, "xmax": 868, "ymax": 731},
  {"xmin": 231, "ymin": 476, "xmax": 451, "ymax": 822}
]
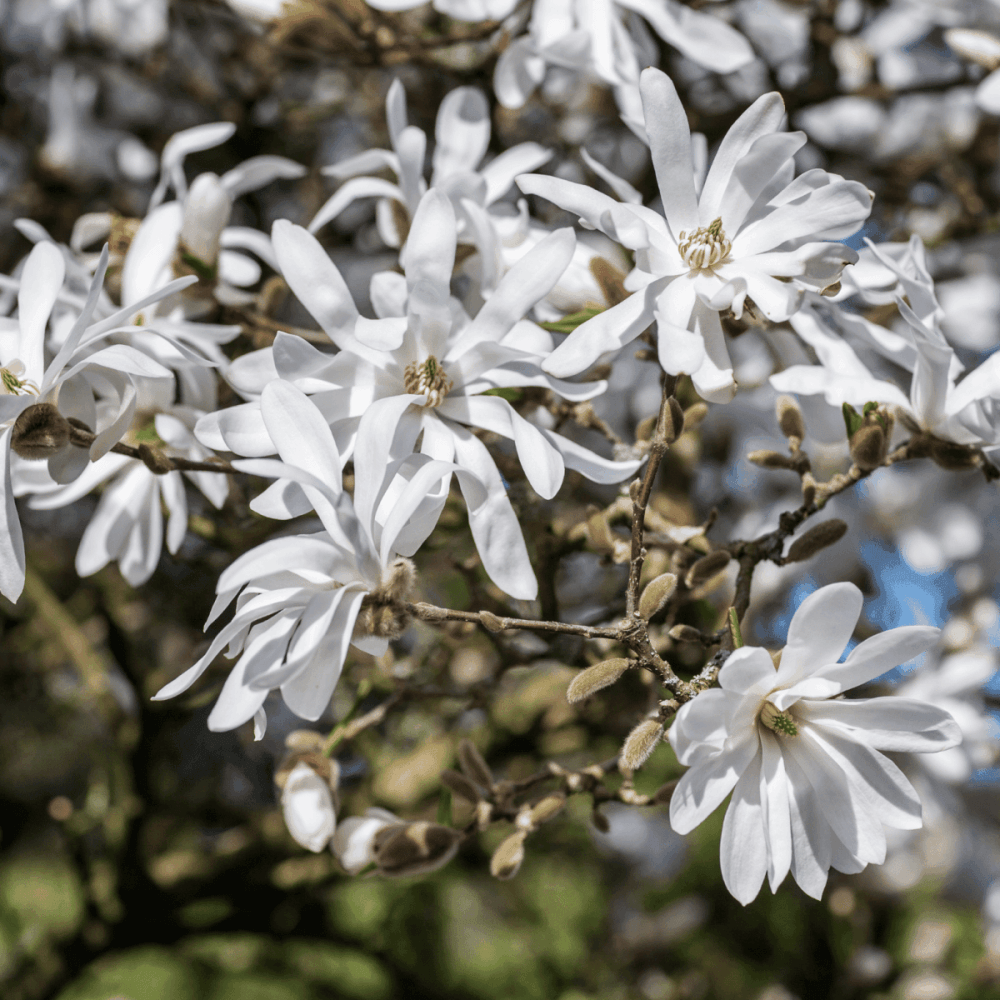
[
  {"xmin": 528, "ymin": 793, "xmax": 566, "ymax": 826},
  {"xmin": 179, "ymin": 172, "xmax": 232, "ymax": 267},
  {"xmin": 440, "ymin": 768, "xmax": 482, "ymax": 803},
  {"xmin": 11, "ymin": 403, "xmax": 71, "ymax": 460},
  {"xmin": 929, "ymin": 438, "xmax": 980, "ymax": 471},
  {"xmin": 280, "ymin": 761, "xmax": 337, "ymax": 853},
  {"xmin": 373, "ymin": 821, "xmax": 463, "ymax": 877},
  {"xmin": 285, "ymin": 729, "xmax": 326, "ymax": 752},
  {"xmin": 620, "ymin": 719, "xmax": 664, "ymax": 771},
  {"xmin": 683, "ymin": 402, "xmax": 708, "ymax": 432},
  {"xmin": 685, "ymin": 550, "xmax": 731, "ymax": 588},
  {"xmin": 137, "ymin": 442, "xmax": 174, "ymax": 475},
  {"xmin": 635, "ymin": 414, "xmax": 657, "ymax": 441},
  {"xmin": 638, "ymin": 572, "xmax": 678, "ymax": 620},
  {"xmin": 668, "ymin": 624, "xmax": 703, "ymax": 643},
  {"xmin": 776, "ymin": 396, "xmax": 805, "ymax": 440},
  {"xmin": 585, "ymin": 511, "xmax": 616, "ymax": 551},
  {"xmin": 747, "ymin": 449, "xmax": 796, "ymax": 470},
  {"xmin": 662, "ymin": 396, "xmax": 685, "ymax": 444},
  {"xmin": 378, "ymin": 557, "xmax": 416, "ymax": 602},
  {"xmin": 490, "ymin": 830, "xmax": 527, "ymax": 880},
  {"xmin": 331, "ymin": 807, "xmax": 399, "ymax": 874},
  {"xmin": 566, "ymin": 658, "xmax": 631, "ymax": 703},
  {"xmin": 844, "ymin": 402, "xmax": 893, "ymax": 471},
  {"xmin": 457, "ymin": 739, "xmax": 494, "ymax": 790},
  {"xmin": 785, "ymin": 520, "xmax": 848, "ymax": 563},
  {"xmin": 479, "ymin": 611, "xmax": 505, "ymax": 633}
]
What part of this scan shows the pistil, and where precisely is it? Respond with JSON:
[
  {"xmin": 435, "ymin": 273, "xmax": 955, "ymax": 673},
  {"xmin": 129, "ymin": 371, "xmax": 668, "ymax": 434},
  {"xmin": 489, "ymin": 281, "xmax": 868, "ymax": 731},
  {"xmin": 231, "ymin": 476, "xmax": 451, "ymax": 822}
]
[
  {"xmin": 677, "ymin": 217, "xmax": 732, "ymax": 270},
  {"xmin": 404, "ymin": 356, "xmax": 453, "ymax": 408}
]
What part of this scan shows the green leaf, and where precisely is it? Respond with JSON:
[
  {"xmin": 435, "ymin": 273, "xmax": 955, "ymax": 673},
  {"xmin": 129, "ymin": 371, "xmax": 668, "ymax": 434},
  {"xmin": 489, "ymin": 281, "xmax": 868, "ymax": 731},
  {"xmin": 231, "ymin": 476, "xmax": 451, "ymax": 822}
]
[
  {"xmin": 539, "ymin": 306, "xmax": 604, "ymax": 334},
  {"xmin": 842, "ymin": 402, "xmax": 862, "ymax": 438},
  {"xmin": 482, "ymin": 387, "xmax": 523, "ymax": 402}
]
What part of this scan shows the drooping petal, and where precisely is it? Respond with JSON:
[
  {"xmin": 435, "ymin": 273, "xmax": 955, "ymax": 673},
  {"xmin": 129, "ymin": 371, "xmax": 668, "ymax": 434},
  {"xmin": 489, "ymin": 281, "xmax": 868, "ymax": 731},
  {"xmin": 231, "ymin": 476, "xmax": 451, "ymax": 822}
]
[
  {"xmin": 759, "ymin": 732, "xmax": 792, "ymax": 892},
  {"xmin": 668, "ymin": 687, "xmax": 729, "ymax": 766},
  {"xmin": 720, "ymin": 748, "xmax": 768, "ymax": 905},
  {"xmin": 260, "ymin": 381, "xmax": 342, "ymax": 492},
  {"xmin": 783, "ymin": 748, "xmax": 832, "ymax": 900},
  {"xmin": 17, "ymin": 241, "xmax": 65, "ymax": 383},
  {"xmin": 0, "ymin": 430, "xmax": 26, "ymax": 602}
]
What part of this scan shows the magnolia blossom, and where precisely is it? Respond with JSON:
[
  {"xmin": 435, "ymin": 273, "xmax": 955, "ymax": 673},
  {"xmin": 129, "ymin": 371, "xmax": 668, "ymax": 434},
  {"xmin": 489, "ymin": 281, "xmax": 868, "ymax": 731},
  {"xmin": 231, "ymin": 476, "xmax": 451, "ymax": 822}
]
[
  {"xmin": 364, "ymin": 0, "xmax": 517, "ymax": 22},
  {"xmin": 198, "ymin": 191, "xmax": 642, "ymax": 599},
  {"xmin": 282, "ymin": 761, "xmax": 338, "ymax": 853},
  {"xmin": 771, "ymin": 241, "xmax": 1000, "ymax": 452},
  {"xmin": 518, "ymin": 68, "xmax": 871, "ymax": 402},
  {"xmin": 494, "ymin": 0, "xmax": 753, "ymax": 113},
  {"xmin": 154, "ymin": 380, "xmax": 489, "ymax": 730},
  {"xmin": 1, "ymin": 241, "xmax": 195, "ymax": 601},
  {"xmin": 946, "ymin": 28, "xmax": 1000, "ymax": 113},
  {"xmin": 309, "ymin": 81, "xmax": 551, "ymax": 293},
  {"xmin": 332, "ymin": 807, "xmax": 400, "ymax": 873},
  {"xmin": 668, "ymin": 582, "xmax": 961, "ymax": 904},
  {"xmin": 14, "ymin": 377, "xmax": 228, "ymax": 587}
]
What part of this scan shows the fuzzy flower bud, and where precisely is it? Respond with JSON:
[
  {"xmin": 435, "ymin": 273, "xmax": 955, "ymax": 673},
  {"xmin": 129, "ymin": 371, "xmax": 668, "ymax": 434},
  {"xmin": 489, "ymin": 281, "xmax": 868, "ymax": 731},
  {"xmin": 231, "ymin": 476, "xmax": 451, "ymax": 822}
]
[
  {"xmin": 566, "ymin": 658, "xmax": 632, "ymax": 703},
  {"xmin": 373, "ymin": 822, "xmax": 463, "ymax": 877},
  {"xmin": 784, "ymin": 520, "xmax": 849, "ymax": 564},
  {"xmin": 843, "ymin": 402, "xmax": 893, "ymax": 471},
  {"xmin": 639, "ymin": 572, "xmax": 678, "ymax": 620},
  {"xmin": 620, "ymin": 719, "xmax": 664, "ymax": 771},
  {"xmin": 490, "ymin": 830, "xmax": 527, "ymax": 880},
  {"xmin": 685, "ymin": 550, "xmax": 731, "ymax": 588},
  {"xmin": 776, "ymin": 396, "xmax": 806, "ymax": 441},
  {"xmin": 11, "ymin": 403, "xmax": 70, "ymax": 460},
  {"xmin": 331, "ymin": 808, "xmax": 400, "ymax": 874}
]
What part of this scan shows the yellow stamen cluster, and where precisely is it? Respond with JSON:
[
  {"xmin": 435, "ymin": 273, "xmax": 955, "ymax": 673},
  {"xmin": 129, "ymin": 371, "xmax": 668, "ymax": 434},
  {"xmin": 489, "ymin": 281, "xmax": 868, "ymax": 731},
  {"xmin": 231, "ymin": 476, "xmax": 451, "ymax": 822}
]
[
  {"xmin": 759, "ymin": 700, "xmax": 798, "ymax": 737},
  {"xmin": 677, "ymin": 217, "xmax": 732, "ymax": 270},
  {"xmin": 1, "ymin": 365, "xmax": 39, "ymax": 396},
  {"xmin": 403, "ymin": 356, "xmax": 452, "ymax": 408}
]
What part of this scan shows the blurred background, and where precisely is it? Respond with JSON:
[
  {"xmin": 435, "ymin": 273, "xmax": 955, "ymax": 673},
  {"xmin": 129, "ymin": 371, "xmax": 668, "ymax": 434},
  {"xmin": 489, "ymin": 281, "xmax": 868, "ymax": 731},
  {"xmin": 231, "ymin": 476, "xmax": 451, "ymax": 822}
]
[{"xmin": 4, "ymin": 1, "xmax": 1000, "ymax": 998}]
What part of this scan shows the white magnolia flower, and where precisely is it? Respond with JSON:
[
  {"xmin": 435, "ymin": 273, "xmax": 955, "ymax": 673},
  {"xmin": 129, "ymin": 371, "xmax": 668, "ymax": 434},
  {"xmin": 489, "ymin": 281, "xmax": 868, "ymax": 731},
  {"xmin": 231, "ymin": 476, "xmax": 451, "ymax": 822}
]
[
  {"xmin": 112, "ymin": 122, "xmax": 305, "ymax": 319},
  {"xmin": 332, "ymin": 807, "xmax": 400, "ymax": 873},
  {"xmin": 771, "ymin": 242, "xmax": 1000, "ymax": 452},
  {"xmin": 309, "ymin": 80, "xmax": 551, "ymax": 293},
  {"xmin": 14, "ymin": 376, "xmax": 228, "ymax": 587},
  {"xmin": 946, "ymin": 27, "xmax": 1000, "ymax": 113},
  {"xmin": 154, "ymin": 379, "xmax": 487, "ymax": 731},
  {"xmin": 1, "ymin": 242, "xmax": 194, "ymax": 602},
  {"xmin": 668, "ymin": 582, "xmax": 961, "ymax": 904},
  {"xmin": 494, "ymin": 0, "xmax": 754, "ymax": 112},
  {"xmin": 197, "ymin": 191, "xmax": 642, "ymax": 599},
  {"xmin": 518, "ymin": 68, "xmax": 871, "ymax": 402},
  {"xmin": 282, "ymin": 761, "xmax": 338, "ymax": 853}
]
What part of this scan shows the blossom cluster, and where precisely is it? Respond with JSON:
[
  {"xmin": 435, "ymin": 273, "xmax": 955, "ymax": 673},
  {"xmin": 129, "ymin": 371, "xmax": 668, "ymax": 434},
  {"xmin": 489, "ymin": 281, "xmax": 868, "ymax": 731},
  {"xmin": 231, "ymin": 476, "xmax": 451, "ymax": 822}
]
[{"xmin": 3, "ymin": 0, "xmax": 999, "ymax": 911}]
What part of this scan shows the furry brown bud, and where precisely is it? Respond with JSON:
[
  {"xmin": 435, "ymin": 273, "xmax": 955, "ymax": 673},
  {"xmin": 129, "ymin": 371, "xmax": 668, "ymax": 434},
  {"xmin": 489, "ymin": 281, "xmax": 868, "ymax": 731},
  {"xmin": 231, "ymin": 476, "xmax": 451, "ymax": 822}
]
[
  {"xmin": 638, "ymin": 572, "xmax": 678, "ymax": 620},
  {"xmin": 457, "ymin": 739, "xmax": 494, "ymax": 790},
  {"xmin": 137, "ymin": 442, "xmax": 174, "ymax": 475},
  {"xmin": 668, "ymin": 624, "xmax": 703, "ymax": 643},
  {"xmin": 620, "ymin": 719, "xmax": 664, "ymax": 771},
  {"xmin": 776, "ymin": 396, "xmax": 806, "ymax": 440},
  {"xmin": 747, "ymin": 449, "xmax": 797, "ymax": 470},
  {"xmin": 684, "ymin": 550, "xmax": 731, "ymax": 588},
  {"xmin": 440, "ymin": 768, "xmax": 482, "ymax": 803},
  {"xmin": 785, "ymin": 520, "xmax": 848, "ymax": 563},
  {"xmin": 479, "ymin": 611, "xmax": 505, "ymax": 633},
  {"xmin": 528, "ymin": 793, "xmax": 566, "ymax": 826},
  {"xmin": 662, "ymin": 396, "xmax": 686, "ymax": 444},
  {"xmin": 373, "ymin": 822, "xmax": 463, "ymax": 876},
  {"xmin": 489, "ymin": 830, "xmax": 527, "ymax": 880},
  {"xmin": 929, "ymin": 438, "xmax": 980, "ymax": 471},
  {"xmin": 844, "ymin": 403, "xmax": 893, "ymax": 471},
  {"xmin": 11, "ymin": 403, "xmax": 70, "ymax": 460},
  {"xmin": 566, "ymin": 658, "xmax": 631, "ymax": 703},
  {"xmin": 682, "ymin": 402, "xmax": 708, "ymax": 432}
]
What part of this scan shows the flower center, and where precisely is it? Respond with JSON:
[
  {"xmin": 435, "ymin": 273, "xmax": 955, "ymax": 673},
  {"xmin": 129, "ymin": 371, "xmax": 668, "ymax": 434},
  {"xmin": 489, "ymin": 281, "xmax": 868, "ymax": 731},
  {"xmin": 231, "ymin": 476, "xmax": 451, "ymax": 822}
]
[
  {"xmin": 677, "ymin": 217, "xmax": 732, "ymax": 270},
  {"xmin": 759, "ymin": 701, "xmax": 798, "ymax": 737},
  {"xmin": 1, "ymin": 362, "xmax": 39, "ymax": 397},
  {"xmin": 403, "ymin": 356, "xmax": 452, "ymax": 408}
]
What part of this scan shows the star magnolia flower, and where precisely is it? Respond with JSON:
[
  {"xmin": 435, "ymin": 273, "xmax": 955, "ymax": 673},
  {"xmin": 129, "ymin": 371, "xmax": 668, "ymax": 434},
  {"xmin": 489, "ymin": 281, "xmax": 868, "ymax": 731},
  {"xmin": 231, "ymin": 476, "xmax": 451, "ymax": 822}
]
[
  {"xmin": 668, "ymin": 582, "xmax": 962, "ymax": 904},
  {"xmin": 1, "ymin": 241, "xmax": 195, "ymax": 601},
  {"xmin": 518, "ymin": 68, "xmax": 871, "ymax": 402},
  {"xmin": 494, "ymin": 0, "xmax": 754, "ymax": 112},
  {"xmin": 771, "ymin": 244, "xmax": 1000, "ymax": 452},
  {"xmin": 154, "ymin": 379, "xmax": 488, "ymax": 731},
  {"xmin": 309, "ymin": 80, "xmax": 551, "ymax": 295},
  {"xmin": 197, "ymin": 191, "xmax": 642, "ymax": 600},
  {"xmin": 14, "ymin": 376, "xmax": 228, "ymax": 587},
  {"xmin": 121, "ymin": 122, "xmax": 305, "ymax": 318},
  {"xmin": 363, "ymin": 0, "xmax": 518, "ymax": 23}
]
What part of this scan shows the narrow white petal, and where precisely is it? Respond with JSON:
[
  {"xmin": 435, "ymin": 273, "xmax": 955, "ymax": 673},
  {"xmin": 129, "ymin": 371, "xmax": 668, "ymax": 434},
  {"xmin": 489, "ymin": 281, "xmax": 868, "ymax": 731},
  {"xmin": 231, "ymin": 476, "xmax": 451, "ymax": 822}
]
[
  {"xmin": 798, "ymin": 697, "xmax": 962, "ymax": 753},
  {"xmin": 720, "ymin": 750, "xmax": 768, "ymax": 905},
  {"xmin": 760, "ymin": 732, "xmax": 792, "ymax": 892},
  {"xmin": 669, "ymin": 734, "xmax": 757, "ymax": 835},
  {"xmin": 813, "ymin": 626, "xmax": 941, "ymax": 693}
]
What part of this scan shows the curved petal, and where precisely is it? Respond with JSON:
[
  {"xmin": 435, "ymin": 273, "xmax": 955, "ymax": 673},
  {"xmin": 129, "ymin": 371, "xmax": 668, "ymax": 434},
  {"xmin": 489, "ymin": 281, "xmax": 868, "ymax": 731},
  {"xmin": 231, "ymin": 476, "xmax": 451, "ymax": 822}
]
[
  {"xmin": 812, "ymin": 626, "xmax": 941, "ymax": 693},
  {"xmin": 432, "ymin": 87, "xmax": 491, "ymax": 182},
  {"xmin": 669, "ymin": 733, "xmax": 758, "ymax": 835},
  {"xmin": 720, "ymin": 748, "xmax": 768, "ymax": 905},
  {"xmin": 719, "ymin": 646, "xmax": 777, "ymax": 694}
]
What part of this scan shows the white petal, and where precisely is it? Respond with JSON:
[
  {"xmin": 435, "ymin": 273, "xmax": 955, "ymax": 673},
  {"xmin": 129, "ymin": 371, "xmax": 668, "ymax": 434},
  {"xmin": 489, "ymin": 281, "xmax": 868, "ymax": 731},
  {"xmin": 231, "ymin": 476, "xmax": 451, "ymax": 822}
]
[
  {"xmin": 281, "ymin": 761, "xmax": 336, "ymax": 853},
  {"xmin": 719, "ymin": 749, "xmax": 768, "ymax": 905},
  {"xmin": 17, "ymin": 241, "xmax": 65, "ymax": 382},
  {"xmin": 668, "ymin": 687, "xmax": 729, "ymax": 766},
  {"xmin": 719, "ymin": 646, "xmax": 777, "ymax": 694},
  {"xmin": 760, "ymin": 732, "xmax": 792, "ymax": 892},
  {"xmin": 260, "ymin": 381, "xmax": 342, "ymax": 491},
  {"xmin": 0, "ymin": 430, "xmax": 26, "ymax": 602},
  {"xmin": 402, "ymin": 191, "xmax": 456, "ymax": 294},
  {"xmin": 812, "ymin": 626, "xmax": 941, "ymax": 693},
  {"xmin": 432, "ymin": 87, "xmax": 490, "ymax": 182},
  {"xmin": 669, "ymin": 734, "xmax": 758, "ymax": 835}
]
